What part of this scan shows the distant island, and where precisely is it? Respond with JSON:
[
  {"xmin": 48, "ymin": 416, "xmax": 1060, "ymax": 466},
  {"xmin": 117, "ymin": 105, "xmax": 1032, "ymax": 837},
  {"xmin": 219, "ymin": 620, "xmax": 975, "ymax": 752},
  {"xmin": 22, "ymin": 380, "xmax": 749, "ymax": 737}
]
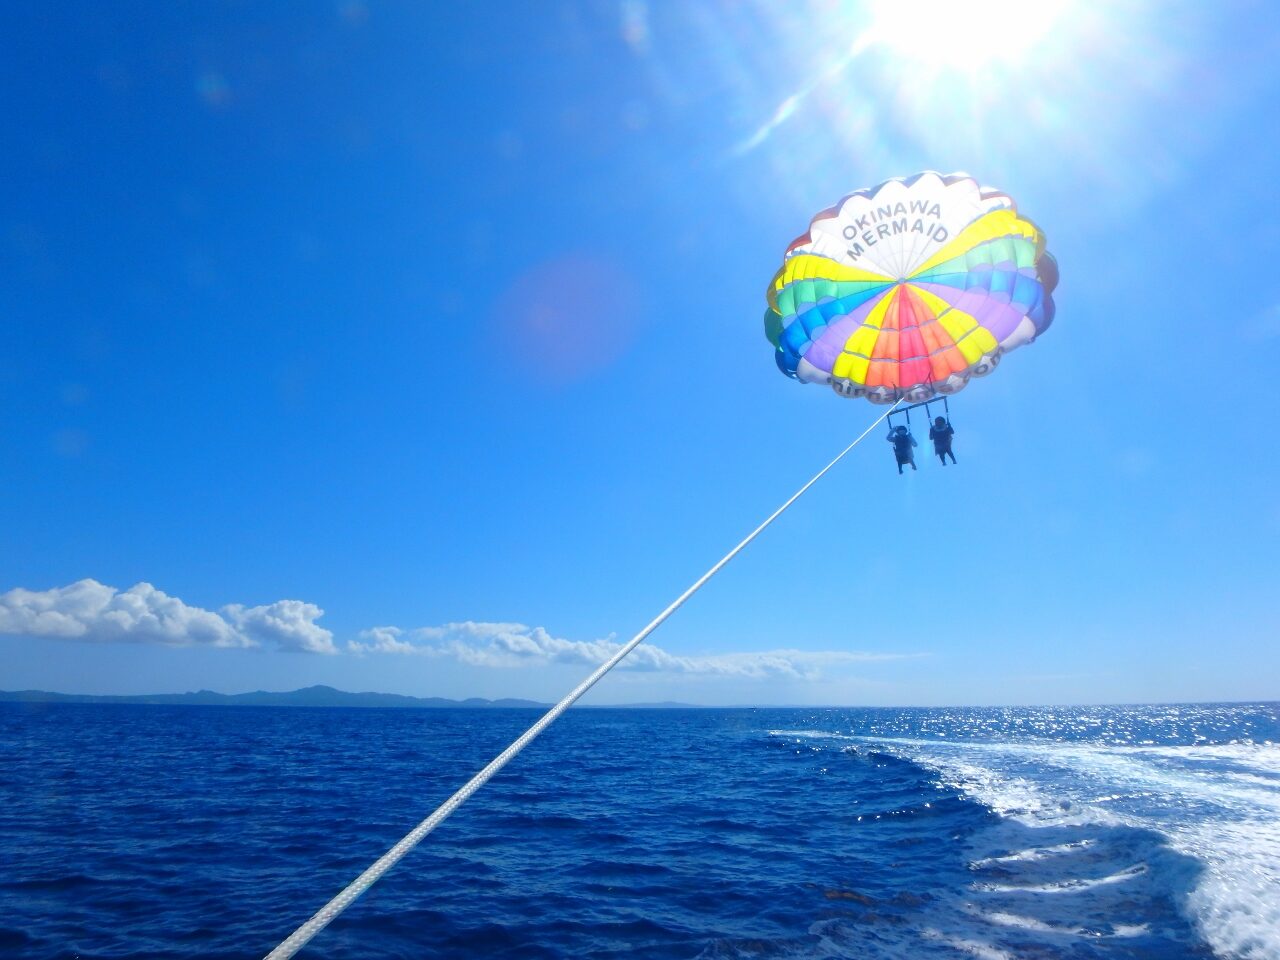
[
  {"xmin": 0, "ymin": 685, "xmax": 702, "ymax": 709},
  {"xmin": 0, "ymin": 685, "xmax": 547, "ymax": 709}
]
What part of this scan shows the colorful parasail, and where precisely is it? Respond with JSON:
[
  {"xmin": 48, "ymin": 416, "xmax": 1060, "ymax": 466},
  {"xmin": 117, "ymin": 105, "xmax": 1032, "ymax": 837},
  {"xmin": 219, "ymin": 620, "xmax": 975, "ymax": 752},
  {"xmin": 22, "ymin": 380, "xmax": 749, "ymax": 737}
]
[{"xmin": 764, "ymin": 172, "xmax": 1058, "ymax": 403}]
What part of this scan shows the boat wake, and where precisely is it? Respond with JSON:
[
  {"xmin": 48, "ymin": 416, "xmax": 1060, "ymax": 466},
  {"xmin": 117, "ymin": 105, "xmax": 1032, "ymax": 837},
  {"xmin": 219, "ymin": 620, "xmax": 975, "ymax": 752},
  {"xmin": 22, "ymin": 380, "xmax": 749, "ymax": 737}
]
[{"xmin": 859, "ymin": 735, "xmax": 1279, "ymax": 959}]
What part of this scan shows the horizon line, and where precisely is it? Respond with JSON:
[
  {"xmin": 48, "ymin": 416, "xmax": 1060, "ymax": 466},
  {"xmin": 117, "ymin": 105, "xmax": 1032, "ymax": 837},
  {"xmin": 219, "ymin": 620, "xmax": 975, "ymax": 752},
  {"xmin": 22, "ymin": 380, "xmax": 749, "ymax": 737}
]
[{"xmin": 2, "ymin": 685, "xmax": 1276, "ymax": 711}]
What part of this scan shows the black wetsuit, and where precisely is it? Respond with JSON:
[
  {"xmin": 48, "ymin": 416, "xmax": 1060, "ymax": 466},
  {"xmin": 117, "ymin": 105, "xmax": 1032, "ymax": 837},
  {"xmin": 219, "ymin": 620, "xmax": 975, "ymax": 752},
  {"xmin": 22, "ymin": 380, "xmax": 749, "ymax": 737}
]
[{"xmin": 929, "ymin": 423, "xmax": 956, "ymax": 465}]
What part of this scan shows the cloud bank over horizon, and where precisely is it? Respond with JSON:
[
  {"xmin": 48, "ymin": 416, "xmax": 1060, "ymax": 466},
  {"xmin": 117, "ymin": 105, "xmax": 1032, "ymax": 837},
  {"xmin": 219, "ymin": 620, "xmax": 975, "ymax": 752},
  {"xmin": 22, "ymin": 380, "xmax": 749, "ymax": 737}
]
[
  {"xmin": 0, "ymin": 580, "xmax": 923, "ymax": 680},
  {"xmin": 347, "ymin": 621, "xmax": 922, "ymax": 679},
  {"xmin": 0, "ymin": 579, "xmax": 336, "ymax": 654}
]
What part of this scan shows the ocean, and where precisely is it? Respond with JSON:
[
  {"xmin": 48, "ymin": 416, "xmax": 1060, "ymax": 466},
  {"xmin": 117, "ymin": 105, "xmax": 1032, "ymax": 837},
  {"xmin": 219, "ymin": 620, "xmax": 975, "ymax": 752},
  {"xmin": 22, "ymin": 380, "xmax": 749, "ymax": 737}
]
[{"xmin": 2, "ymin": 702, "xmax": 1277, "ymax": 959}]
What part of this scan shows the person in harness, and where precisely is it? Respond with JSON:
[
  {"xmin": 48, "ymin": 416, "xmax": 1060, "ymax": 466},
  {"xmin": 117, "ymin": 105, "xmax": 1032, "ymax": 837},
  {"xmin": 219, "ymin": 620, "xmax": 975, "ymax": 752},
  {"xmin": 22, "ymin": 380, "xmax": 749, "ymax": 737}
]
[
  {"xmin": 929, "ymin": 416, "xmax": 956, "ymax": 466},
  {"xmin": 887, "ymin": 424, "xmax": 917, "ymax": 474}
]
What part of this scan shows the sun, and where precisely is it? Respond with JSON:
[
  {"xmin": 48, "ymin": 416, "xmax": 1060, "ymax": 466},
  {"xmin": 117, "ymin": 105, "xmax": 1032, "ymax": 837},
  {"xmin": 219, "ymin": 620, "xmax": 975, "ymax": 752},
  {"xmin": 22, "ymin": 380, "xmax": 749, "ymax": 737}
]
[{"xmin": 864, "ymin": 0, "xmax": 1070, "ymax": 71}]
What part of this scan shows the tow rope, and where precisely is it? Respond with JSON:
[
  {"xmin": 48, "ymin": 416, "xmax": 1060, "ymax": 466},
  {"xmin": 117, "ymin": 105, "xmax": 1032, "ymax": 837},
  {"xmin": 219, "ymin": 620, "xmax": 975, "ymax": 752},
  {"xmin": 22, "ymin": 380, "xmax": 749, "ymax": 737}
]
[{"xmin": 264, "ymin": 399, "xmax": 901, "ymax": 959}]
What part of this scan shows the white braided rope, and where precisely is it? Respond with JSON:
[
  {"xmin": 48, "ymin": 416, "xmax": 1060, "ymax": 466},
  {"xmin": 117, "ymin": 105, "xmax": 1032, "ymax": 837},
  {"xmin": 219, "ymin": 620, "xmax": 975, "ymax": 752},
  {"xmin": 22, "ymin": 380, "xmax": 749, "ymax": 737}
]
[{"xmin": 264, "ymin": 401, "xmax": 900, "ymax": 959}]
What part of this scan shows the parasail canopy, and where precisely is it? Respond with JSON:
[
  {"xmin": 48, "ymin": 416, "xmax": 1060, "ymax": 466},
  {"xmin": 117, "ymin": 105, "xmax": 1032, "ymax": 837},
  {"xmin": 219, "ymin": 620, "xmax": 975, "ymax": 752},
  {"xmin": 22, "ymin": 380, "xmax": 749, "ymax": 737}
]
[{"xmin": 764, "ymin": 172, "xmax": 1057, "ymax": 403}]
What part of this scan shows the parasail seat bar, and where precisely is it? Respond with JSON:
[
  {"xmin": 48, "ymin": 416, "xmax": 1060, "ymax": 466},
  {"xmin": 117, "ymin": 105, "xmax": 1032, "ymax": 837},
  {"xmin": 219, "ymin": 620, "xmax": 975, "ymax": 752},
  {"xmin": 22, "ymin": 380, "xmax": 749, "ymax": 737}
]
[{"xmin": 885, "ymin": 396, "xmax": 950, "ymax": 429}]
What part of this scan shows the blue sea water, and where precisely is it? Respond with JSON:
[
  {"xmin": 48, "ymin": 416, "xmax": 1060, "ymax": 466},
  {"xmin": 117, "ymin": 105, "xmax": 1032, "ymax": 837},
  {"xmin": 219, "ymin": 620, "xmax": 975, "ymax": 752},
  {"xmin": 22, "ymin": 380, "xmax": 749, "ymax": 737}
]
[{"xmin": 2, "ymin": 703, "xmax": 1278, "ymax": 959}]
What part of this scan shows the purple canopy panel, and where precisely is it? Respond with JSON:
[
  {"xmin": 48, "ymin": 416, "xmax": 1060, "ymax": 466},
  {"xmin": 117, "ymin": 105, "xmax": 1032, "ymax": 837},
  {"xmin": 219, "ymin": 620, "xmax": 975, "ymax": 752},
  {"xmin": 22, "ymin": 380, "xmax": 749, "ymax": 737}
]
[{"xmin": 916, "ymin": 283, "xmax": 1028, "ymax": 343}]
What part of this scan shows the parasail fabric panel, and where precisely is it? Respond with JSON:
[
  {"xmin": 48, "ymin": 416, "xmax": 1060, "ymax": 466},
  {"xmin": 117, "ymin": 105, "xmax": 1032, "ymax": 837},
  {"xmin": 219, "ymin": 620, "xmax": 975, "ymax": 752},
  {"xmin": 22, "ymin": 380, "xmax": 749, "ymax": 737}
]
[{"xmin": 764, "ymin": 172, "xmax": 1058, "ymax": 403}]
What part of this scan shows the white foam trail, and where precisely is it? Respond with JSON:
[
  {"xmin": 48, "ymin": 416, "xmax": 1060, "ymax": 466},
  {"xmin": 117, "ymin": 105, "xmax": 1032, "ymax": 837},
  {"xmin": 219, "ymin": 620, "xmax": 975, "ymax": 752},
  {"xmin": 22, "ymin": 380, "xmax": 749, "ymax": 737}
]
[
  {"xmin": 978, "ymin": 908, "xmax": 1144, "ymax": 939},
  {"xmin": 971, "ymin": 839, "xmax": 1095, "ymax": 866},
  {"xmin": 919, "ymin": 928, "xmax": 1018, "ymax": 960},
  {"xmin": 1180, "ymin": 818, "xmax": 1280, "ymax": 960},
  {"xmin": 863, "ymin": 735, "xmax": 1280, "ymax": 960},
  {"xmin": 974, "ymin": 863, "xmax": 1147, "ymax": 894},
  {"xmin": 767, "ymin": 729, "xmax": 856, "ymax": 740},
  {"xmin": 981, "ymin": 910, "xmax": 1091, "ymax": 935}
]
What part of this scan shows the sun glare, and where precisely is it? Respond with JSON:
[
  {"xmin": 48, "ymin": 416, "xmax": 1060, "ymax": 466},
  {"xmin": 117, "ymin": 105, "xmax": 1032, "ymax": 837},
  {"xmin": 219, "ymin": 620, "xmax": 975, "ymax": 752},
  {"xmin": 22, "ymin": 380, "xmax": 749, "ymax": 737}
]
[
  {"xmin": 866, "ymin": 0, "xmax": 1069, "ymax": 70},
  {"xmin": 732, "ymin": 0, "xmax": 1083, "ymax": 157}
]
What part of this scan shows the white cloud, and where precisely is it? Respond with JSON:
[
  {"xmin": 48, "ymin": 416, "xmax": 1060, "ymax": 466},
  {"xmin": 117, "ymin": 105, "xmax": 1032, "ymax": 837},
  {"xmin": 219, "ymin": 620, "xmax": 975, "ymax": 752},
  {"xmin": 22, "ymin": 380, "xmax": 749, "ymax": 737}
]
[
  {"xmin": 223, "ymin": 600, "xmax": 337, "ymax": 655},
  {"xmin": 2, "ymin": 581, "xmax": 917, "ymax": 676},
  {"xmin": 0, "ymin": 579, "xmax": 336, "ymax": 654},
  {"xmin": 348, "ymin": 620, "xmax": 921, "ymax": 680},
  {"xmin": 350, "ymin": 625, "xmax": 417, "ymax": 655}
]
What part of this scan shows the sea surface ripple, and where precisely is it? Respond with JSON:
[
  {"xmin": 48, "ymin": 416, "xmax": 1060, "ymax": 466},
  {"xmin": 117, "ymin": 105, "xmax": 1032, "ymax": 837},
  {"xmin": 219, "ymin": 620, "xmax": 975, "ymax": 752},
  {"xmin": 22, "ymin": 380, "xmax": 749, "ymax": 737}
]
[{"xmin": 1, "ymin": 702, "xmax": 1277, "ymax": 959}]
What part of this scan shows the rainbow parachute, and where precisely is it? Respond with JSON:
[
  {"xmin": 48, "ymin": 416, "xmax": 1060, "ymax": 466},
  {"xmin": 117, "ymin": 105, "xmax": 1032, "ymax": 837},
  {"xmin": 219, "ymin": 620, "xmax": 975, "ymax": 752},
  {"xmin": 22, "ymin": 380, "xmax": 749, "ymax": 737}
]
[{"xmin": 764, "ymin": 172, "xmax": 1058, "ymax": 403}]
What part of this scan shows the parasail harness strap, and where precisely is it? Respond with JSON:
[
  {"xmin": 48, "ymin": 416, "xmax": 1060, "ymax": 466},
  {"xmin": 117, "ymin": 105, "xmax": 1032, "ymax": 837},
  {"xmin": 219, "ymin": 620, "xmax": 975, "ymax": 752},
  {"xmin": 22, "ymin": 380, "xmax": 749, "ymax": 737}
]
[{"xmin": 262, "ymin": 398, "xmax": 902, "ymax": 960}]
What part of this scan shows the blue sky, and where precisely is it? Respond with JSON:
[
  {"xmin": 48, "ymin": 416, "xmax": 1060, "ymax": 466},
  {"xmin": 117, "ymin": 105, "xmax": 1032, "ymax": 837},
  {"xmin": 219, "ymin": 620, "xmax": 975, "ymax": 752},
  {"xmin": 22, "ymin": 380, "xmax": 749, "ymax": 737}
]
[{"xmin": 2, "ymin": 1, "xmax": 1278, "ymax": 706}]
